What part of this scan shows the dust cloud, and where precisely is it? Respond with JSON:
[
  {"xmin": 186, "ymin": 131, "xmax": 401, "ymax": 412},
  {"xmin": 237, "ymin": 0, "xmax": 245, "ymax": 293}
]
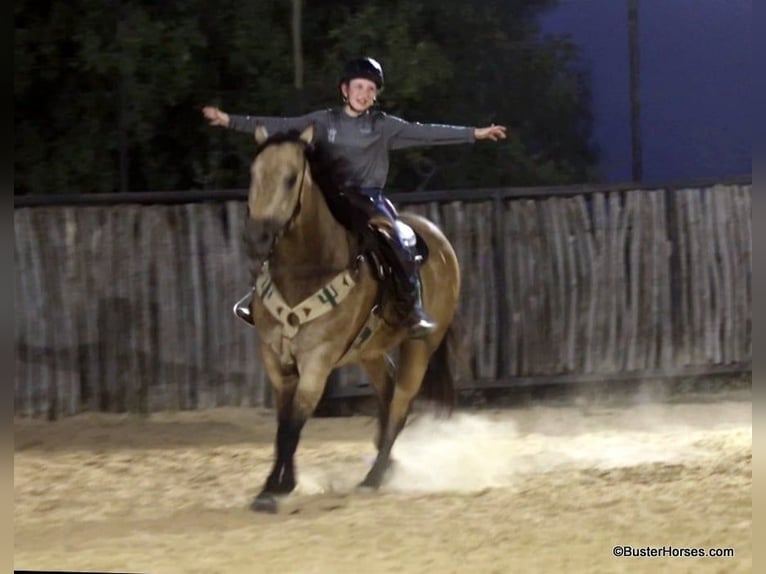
[{"xmin": 296, "ymin": 400, "xmax": 751, "ymax": 496}]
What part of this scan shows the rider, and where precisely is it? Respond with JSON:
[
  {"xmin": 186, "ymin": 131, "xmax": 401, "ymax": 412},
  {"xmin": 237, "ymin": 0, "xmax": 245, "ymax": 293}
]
[{"xmin": 203, "ymin": 57, "xmax": 507, "ymax": 339}]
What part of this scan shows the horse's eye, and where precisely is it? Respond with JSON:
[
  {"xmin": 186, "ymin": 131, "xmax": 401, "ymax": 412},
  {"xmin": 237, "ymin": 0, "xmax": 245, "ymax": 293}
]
[{"xmin": 285, "ymin": 173, "xmax": 298, "ymax": 188}]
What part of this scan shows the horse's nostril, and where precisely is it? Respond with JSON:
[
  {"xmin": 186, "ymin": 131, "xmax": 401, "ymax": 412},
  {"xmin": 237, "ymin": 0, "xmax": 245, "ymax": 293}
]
[{"xmin": 259, "ymin": 232, "xmax": 271, "ymax": 245}]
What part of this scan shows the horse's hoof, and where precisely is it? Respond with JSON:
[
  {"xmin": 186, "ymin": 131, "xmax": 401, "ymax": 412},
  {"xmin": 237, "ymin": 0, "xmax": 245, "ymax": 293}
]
[
  {"xmin": 250, "ymin": 493, "xmax": 278, "ymax": 514},
  {"xmin": 356, "ymin": 477, "xmax": 382, "ymax": 493},
  {"xmin": 356, "ymin": 483, "xmax": 376, "ymax": 494}
]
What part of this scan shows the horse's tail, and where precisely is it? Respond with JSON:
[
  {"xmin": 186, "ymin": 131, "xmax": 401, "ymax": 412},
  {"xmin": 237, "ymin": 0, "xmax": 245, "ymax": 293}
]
[{"xmin": 418, "ymin": 319, "xmax": 463, "ymax": 415}]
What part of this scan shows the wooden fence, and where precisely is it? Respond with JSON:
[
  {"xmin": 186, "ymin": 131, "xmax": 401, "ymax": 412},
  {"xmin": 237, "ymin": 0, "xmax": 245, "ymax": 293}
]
[{"xmin": 14, "ymin": 179, "xmax": 751, "ymax": 418}]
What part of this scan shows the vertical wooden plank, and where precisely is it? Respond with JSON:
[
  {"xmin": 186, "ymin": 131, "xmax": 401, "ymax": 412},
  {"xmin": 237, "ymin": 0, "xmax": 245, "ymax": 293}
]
[
  {"xmin": 503, "ymin": 199, "xmax": 521, "ymax": 377},
  {"xmin": 468, "ymin": 202, "xmax": 492, "ymax": 378},
  {"xmin": 516, "ymin": 200, "xmax": 535, "ymax": 374},
  {"xmin": 724, "ymin": 188, "xmax": 739, "ymax": 362},
  {"xmin": 634, "ymin": 191, "xmax": 651, "ymax": 371},
  {"xmin": 604, "ymin": 193, "xmax": 622, "ymax": 370},
  {"xmin": 444, "ymin": 201, "xmax": 474, "ymax": 379},
  {"xmin": 702, "ymin": 189, "xmax": 723, "ymax": 363},
  {"xmin": 490, "ymin": 197, "xmax": 509, "ymax": 378},
  {"xmin": 688, "ymin": 189, "xmax": 704, "ymax": 363},
  {"xmin": 60, "ymin": 207, "xmax": 82, "ymax": 415},
  {"xmin": 99, "ymin": 208, "xmax": 117, "ymax": 412},
  {"xmin": 545, "ymin": 197, "xmax": 567, "ymax": 373},
  {"xmin": 153, "ymin": 206, "xmax": 182, "ymax": 410},
  {"xmin": 467, "ymin": 203, "xmax": 483, "ymax": 377},
  {"xmin": 121, "ymin": 206, "xmax": 140, "ymax": 412},
  {"xmin": 44, "ymin": 208, "xmax": 65, "ymax": 419},
  {"xmin": 79, "ymin": 207, "xmax": 102, "ymax": 412},
  {"xmin": 674, "ymin": 190, "xmax": 691, "ymax": 366},
  {"xmin": 200, "ymin": 204, "xmax": 228, "ymax": 407},
  {"xmin": 656, "ymin": 190, "xmax": 674, "ymax": 369},
  {"xmin": 738, "ymin": 186, "xmax": 752, "ymax": 359},
  {"xmin": 508, "ymin": 200, "xmax": 523, "ymax": 375},
  {"xmin": 27, "ymin": 210, "xmax": 54, "ymax": 418},
  {"xmin": 533, "ymin": 199, "xmax": 555, "ymax": 373},
  {"xmin": 14, "ymin": 223, "xmax": 26, "ymax": 415},
  {"xmin": 137, "ymin": 208, "xmax": 161, "ymax": 413},
  {"xmin": 14, "ymin": 210, "xmax": 32, "ymax": 416},
  {"xmin": 224, "ymin": 200, "xmax": 247, "ymax": 406},
  {"xmin": 560, "ymin": 198, "xmax": 578, "ymax": 372},
  {"xmin": 624, "ymin": 191, "xmax": 641, "ymax": 370},
  {"xmin": 113, "ymin": 206, "xmax": 137, "ymax": 412},
  {"xmin": 646, "ymin": 191, "xmax": 660, "ymax": 370},
  {"xmin": 479, "ymin": 201, "xmax": 498, "ymax": 378},
  {"xmin": 185, "ymin": 204, "xmax": 206, "ymax": 409},
  {"xmin": 591, "ymin": 193, "xmax": 608, "ymax": 370},
  {"xmin": 529, "ymin": 200, "xmax": 551, "ymax": 375},
  {"xmin": 714, "ymin": 187, "xmax": 734, "ymax": 363},
  {"xmin": 574, "ymin": 195, "xmax": 597, "ymax": 373},
  {"xmin": 744, "ymin": 185, "xmax": 752, "ymax": 359},
  {"xmin": 171, "ymin": 204, "xmax": 193, "ymax": 410},
  {"xmin": 735, "ymin": 186, "xmax": 752, "ymax": 360},
  {"xmin": 124, "ymin": 206, "xmax": 143, "ymax": 413}
]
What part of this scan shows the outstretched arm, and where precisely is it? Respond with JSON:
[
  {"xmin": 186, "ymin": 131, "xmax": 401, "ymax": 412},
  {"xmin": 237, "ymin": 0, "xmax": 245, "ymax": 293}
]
[
  {"xmin": 202, "ymin": 106, "xmax": 326, "ymax": 136},
  {"xmin": 385, "ymin": 114, "xmax": 507, "ymax": 150}
]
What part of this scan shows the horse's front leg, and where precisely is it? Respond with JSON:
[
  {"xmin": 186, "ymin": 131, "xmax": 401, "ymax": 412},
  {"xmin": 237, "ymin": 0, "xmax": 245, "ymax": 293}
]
[
  {"xmin": 252, "ymin": 347, "xmax": 299, "ymax": 512},
  {"xmin": 252, "ymin": 347, "xmax": 333, "ymax": 513}
]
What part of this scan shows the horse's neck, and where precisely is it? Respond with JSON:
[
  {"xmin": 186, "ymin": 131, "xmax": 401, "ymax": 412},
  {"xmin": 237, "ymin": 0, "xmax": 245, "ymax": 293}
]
[{"xmin": 270, "ymin": 182, "xmax": 353, "ymax": 303}]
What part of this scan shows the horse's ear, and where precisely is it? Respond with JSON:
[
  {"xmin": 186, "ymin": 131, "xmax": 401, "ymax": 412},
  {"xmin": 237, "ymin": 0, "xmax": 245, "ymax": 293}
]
[
  {"xmin": 299, "ymin": 124, "xmax": 315, "ymax": 144},
  {"xmin": 255, "ymin": 126, "xmax": 269, "ymax": 145}
]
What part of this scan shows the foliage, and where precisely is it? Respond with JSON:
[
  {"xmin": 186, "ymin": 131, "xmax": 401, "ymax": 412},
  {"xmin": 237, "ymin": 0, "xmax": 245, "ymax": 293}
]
[{"xmin": 14, "ymin": 0, "xmax": 598, "ymax": 195}]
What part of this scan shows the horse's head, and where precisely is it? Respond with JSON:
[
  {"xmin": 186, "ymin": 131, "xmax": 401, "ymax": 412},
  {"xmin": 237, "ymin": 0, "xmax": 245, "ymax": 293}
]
[{"xmin": 245, "ymin": 124, "xmax": 315, "ymax": 264}]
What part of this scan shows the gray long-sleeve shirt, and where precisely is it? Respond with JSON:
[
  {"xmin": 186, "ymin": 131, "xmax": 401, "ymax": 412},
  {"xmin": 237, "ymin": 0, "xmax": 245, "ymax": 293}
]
[{"xmin": 229, "ymin": 107, "xmax": 475, "ymax": 189}]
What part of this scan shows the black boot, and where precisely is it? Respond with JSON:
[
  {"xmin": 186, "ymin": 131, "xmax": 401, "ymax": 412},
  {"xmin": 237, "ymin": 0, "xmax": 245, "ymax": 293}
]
[
  {"xmin": 385, "ymin": 229, "xmax": 436, "ymax": 339},
  {"xmin": 233, "ymin": 289, "xmax": 255, "ymax": 325},
  {"xmin": 404, "ymin": 273, "xmax": 437, "ymax": 339}
]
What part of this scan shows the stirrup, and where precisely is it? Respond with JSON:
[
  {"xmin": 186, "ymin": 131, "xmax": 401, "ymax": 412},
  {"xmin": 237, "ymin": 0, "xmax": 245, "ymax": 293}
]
[{"xmin": 233, "ymin": 289, "xmax": 255, "ymax": 326}]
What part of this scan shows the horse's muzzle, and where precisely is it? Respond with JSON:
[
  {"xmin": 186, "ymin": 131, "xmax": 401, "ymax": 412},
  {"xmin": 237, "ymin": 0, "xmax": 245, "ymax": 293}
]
[{"xmin": 244, "ymin": 218, "xmax": 282, "ymax": 263}]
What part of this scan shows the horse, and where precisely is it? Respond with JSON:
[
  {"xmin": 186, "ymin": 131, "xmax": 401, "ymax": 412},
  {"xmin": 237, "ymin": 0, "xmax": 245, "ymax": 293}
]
[{"xmin": 242, "ymin": 124, "xmax": 462, "ymax": 513}]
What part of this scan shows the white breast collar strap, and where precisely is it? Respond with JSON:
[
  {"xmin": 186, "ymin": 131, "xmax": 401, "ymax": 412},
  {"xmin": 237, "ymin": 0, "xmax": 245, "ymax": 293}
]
[{"xmin": 254, "ymin": 262, "xmax": 357, "ymax": 338}]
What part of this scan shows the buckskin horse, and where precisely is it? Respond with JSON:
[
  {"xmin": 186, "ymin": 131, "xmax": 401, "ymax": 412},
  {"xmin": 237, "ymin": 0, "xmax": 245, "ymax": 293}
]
[{"xmin": 242, "ymin": 124, "xmax": 461, "ymax": 513}]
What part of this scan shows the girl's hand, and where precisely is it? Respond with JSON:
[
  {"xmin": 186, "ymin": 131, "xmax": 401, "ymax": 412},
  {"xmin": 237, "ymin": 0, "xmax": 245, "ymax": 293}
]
[
  {"xmin": 202, "ymin": 106, "xmax": 230, "ymax": 128},
  {"xmin": 474, "ymin": 124, "xmax": 507, "ymax": 141}
]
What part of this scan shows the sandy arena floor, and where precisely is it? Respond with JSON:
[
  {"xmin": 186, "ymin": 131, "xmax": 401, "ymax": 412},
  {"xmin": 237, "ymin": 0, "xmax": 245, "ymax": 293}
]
[{"xmin": 14, "ymin": 392, "xmax": 751, "ymax": 573}]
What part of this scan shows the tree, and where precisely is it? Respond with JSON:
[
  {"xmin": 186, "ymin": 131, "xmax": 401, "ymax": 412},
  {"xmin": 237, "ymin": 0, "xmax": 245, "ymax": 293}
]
[{"xmin": 14, "ymin": 0, "xmax": 598, "ymax": 195}]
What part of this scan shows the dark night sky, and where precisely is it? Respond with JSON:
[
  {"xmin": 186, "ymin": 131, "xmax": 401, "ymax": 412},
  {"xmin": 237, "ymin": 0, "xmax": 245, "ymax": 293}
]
[{"xmin": 540, "ymin": 0, "xmax": 751, "ymax": 183}]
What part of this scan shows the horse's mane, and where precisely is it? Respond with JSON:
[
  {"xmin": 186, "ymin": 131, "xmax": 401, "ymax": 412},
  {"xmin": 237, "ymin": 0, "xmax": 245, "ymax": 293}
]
[{"xmin": 255, "ymin": 130, "xmax": 370, "ymax": 236}]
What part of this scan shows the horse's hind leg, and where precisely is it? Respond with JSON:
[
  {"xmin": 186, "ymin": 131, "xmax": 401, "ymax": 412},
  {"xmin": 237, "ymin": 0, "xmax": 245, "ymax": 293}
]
[
  {"xmin": 360, "ymin": 355, "xmax": 396, "ymax": 452},
  {"xmin": 359, "ymin": 341, "xmax": 430, "ymax": 490}
]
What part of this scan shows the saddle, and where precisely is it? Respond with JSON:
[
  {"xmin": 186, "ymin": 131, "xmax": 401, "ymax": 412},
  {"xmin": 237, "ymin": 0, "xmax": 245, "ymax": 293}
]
[
  {"xmin": 364, "ymin": 221, "xmax": 429, "ymax": 281},
  {"xmin": 356, "ymin": 219, "xmax": 428, "ymax": 328}
]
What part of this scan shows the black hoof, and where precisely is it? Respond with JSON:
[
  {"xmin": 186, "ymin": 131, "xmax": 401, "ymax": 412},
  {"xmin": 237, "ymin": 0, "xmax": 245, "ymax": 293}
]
[
  {"xmin": 356, "ymin": 482, "xmax": 378, "ymax": 494},
  {"xmin": 358, "ymin": 458, "xmax": 396, "ymax": 491},
  {"xmin": 358, "ymin": 473, "xmax": 383, "ymax": 491},
  {"xmin": 250, "ymin": 493, "xmax": 279, "ymax": 514}
]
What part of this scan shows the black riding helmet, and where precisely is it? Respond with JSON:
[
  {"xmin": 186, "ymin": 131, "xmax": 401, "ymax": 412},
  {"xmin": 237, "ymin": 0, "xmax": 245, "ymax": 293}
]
[{"xmin": 339, "ymin": 57, "xmax": 384, "ymax": 90}]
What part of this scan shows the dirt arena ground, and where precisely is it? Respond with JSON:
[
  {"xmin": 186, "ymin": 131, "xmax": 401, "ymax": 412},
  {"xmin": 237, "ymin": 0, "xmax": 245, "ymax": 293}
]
[{"xmin": 14, "ymin": 388, "xmax": 751, "ymax": 573}]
